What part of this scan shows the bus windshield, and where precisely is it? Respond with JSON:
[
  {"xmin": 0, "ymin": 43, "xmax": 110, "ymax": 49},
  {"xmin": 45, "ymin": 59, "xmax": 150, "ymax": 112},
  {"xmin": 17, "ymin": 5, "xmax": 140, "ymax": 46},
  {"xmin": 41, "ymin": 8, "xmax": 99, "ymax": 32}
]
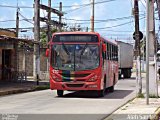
[{"xmin": 51, "ymin": 44, "xmax": 99, "ymax": 71}]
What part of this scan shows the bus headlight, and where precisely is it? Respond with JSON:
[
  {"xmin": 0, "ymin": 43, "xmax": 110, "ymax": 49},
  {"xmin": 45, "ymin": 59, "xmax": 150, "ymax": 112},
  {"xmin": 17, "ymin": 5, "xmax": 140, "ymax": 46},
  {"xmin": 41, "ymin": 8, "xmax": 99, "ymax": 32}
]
[{"xmin": 87, "ymin": 75, "xmax": 98, "ymax": 82}]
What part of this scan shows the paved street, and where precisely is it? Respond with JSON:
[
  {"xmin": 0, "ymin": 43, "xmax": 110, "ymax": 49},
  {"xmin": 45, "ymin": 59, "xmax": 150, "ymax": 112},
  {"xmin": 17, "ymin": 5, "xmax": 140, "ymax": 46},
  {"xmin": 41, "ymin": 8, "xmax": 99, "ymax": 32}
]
[{"xmin": 0, "ymin": 77, "xmax": 137, "ymax": 120}]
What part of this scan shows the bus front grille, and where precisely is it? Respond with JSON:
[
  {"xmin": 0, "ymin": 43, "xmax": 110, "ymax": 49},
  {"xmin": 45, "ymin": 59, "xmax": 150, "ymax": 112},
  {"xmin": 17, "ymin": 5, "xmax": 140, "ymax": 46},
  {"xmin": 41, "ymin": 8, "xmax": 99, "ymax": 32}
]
[
  {"xmin": 60, "ymin": 73, "xmax": 90, "ymax": 78},
  {"xmin": 66, "ymin": 84, "xmax": 84, "ymax": 88}
]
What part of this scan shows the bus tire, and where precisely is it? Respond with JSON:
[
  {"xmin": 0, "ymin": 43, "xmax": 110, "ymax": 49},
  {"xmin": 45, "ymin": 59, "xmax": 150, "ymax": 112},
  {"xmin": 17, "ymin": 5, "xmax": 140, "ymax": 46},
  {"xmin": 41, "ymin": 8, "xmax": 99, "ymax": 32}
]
[
  {"xmin": 57, "ymin": 90, "xmax": 64, "ymax": 97},
  {"xmin": 109, "ymin": 86, "xmax": 114, "ymax": 92},
  {"xmin": 98, "ymin": 77, "xmax": 106, "ymax": 97},
  {"xmin": 109, "ymin": 75, "xmax": 115, "ymax": 92},
  {"xmin": 98, "ymin": 89, "xmax": 105, "ymax": 97}
]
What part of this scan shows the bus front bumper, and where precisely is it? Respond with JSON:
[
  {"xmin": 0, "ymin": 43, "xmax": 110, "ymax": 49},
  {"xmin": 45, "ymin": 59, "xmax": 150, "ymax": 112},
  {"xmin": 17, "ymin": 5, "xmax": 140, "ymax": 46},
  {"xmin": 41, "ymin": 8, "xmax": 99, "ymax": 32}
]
[{"xmin": 50, "ymin": 79, "xmax": 101, "ymax": 91}]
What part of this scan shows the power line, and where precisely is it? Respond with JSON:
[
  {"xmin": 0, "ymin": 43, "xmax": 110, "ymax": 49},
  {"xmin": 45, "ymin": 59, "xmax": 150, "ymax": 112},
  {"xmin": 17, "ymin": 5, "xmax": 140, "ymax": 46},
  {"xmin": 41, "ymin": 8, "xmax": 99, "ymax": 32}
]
[
  {"xmin": 0, "ymin": 4, "xmax": 33, "ymax": 8},
  {"xmin": 0, "ymin": 0, "xmax": 116, "ymax": 9},
  {"xmin": 65, "ymin": 0, "xmax": 117, "ymax": 13},
  {"xmin": 99, "ymin": 30, "xmax": 135, "ymax": 32},
  {"xmin": 1, "ymin": 16, "xmax": 146, "ymax": 32},
  {"xmin": 19, "ymin": 12, "xmax": 34, "ymax": 24},
  {"xmin": 64, "ymin": 14, "xmax": 145, "ymax": 24},
  {"xmin": 52, "ymin": 13, "xmax": 145, "ymax": 22},
  {"xmin": 94, "ymin": 16, "xmax": 145, "ymax": 30},
  {"xmin": 0, "ymin": 19, "xmax": 32, "ymax": 22},
  {"xmin": 140, "ymin": 0, "xmax": 146, "ymax": 9},
  {"xmin": 66, "ymin": 16, "xmax": 145, "ymax": 31}
]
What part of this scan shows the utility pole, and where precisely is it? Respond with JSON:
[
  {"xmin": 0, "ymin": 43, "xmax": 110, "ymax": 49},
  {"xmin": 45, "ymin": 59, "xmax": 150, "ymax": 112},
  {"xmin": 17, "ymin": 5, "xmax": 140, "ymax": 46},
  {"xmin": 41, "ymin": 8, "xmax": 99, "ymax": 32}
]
[
  {"xmin": 36, "ymin": 1, "xmax": 64, "ymax": 78},
  {"xmin": 134, "ymin": 0, "xmax": 142, "ymax": 95},
  {"xmin": 146, "ymin": 0, "xmax": 158, "ymax": 105},
  {"xmin": 59, "ymin": 2, "xmax": 62, "ymax": 32},
  {"xmin": 34, "ymin": 0, "xmax": 40, "ymax": 85},
  {"xmin": 46, "ymin": 0, "xmax": 51, "ymax": 74},
  {"xmin": 47, "ymin": 0, "xmax": 51, "ymax": 42},
  {"xmin": 39, "ymin": 3, "xmax": 64, "ymax": 31},
  {"xmin": 90, "ymin": 0, "xmax": 94, "ymax": 32},
  {"xmin": 16, "ymin": 7, "xmax": 19, "ymax": 37}
]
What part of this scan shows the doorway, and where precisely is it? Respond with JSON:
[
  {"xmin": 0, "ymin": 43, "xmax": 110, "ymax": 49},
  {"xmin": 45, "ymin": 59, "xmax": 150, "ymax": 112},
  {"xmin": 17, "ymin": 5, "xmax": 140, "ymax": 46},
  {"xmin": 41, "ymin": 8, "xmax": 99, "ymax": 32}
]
[{"xmin": 2, "ymin": 49, "xmax": 11, "ymax": 80}]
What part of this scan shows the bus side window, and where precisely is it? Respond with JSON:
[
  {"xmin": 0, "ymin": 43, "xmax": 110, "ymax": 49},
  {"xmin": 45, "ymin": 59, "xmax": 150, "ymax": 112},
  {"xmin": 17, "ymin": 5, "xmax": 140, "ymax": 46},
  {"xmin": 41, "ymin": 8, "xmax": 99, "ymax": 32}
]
[
  {"xmin": 110, "ymin": 45, "xmax": 113, "ymax": 60},
  {"xmin": 112, "ymin": 45, "xmax": 114, "ymax": 61},
  {"xmin": 116, "ymin": 46, "xmax": 118, "ymax": 61},
  {"xmin": 107, "ymin": 43, "xmax": 110, "ymax": 60},
  {"xmin": 109, "ymin": 44, "xmax": 111, "ymax": 60},
  {"xmin": 113, "ymin": 45, "xmax": 115, "ymax": 61},
  {"xmin": 102, "ymin": 42, "xmax": 107, "ymax": 60}
]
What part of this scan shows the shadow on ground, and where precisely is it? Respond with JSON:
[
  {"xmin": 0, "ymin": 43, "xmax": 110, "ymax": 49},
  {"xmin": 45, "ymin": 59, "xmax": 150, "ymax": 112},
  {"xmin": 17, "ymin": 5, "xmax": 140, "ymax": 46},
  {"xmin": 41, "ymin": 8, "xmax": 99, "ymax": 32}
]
[
  {"xmin": 57, "ymin": 89, "xmax": 134, "ymax": 99},
  {"xmin": 119, "ymin": 77, "xmax": 136, "ymax": 80}
]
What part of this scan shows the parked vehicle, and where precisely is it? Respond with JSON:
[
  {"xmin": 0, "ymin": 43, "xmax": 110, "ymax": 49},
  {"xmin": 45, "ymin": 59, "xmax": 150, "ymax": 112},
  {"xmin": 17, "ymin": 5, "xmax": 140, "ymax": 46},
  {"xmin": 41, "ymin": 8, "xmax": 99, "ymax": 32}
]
[{"xmin": 117, "ymin": 41, "xmax": 133, "ymax": 79}]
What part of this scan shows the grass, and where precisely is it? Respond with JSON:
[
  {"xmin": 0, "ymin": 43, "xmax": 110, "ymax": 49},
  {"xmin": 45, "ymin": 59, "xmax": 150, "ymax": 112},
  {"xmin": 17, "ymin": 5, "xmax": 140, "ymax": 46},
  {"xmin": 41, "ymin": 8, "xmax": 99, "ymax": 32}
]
[
  {"xmin": 149, "ymin": 94, "xmax": 160, "ymax": 98},
  {"xmin": 137, "ymin": 93, "xmax": 145, "ymax": 98},
  {"xmin": 34, "ymin": 85, "xmax": 50, "ymax": 90},
  {"xmin": 137, "ymin": 93, "xmax": 160, "ymax": 98}
]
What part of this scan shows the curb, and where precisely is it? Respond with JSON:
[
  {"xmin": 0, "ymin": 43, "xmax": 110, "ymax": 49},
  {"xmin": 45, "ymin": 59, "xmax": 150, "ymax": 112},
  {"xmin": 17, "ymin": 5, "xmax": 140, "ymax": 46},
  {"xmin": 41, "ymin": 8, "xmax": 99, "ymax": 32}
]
[
  {"xmin": 0, "ymin": 87, "xmax": 36, "ymax": 96},
  {"xmin": 150, "ymin": 107, "xmax": 160, "ymax": 120},
  {"xmin": 0, "ymin": 85, "xmax": 50, "ymax": 96},
  {"xmin": 103, "ymin": 97, "xmax": 136, "ymax": 120}
]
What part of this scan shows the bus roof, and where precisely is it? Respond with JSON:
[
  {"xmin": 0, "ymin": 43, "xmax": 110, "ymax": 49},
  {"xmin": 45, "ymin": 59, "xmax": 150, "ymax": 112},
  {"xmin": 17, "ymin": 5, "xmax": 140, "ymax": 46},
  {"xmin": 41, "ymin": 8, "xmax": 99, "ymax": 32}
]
[
  {"xmin": 101, "ymin": 37, "xmax": 117, "ymax": 46},
  {"xmin": 52, "ymin": 31, "xmax": 100, "ymax": 36},
  {"xmin": 52, "ymin": 32, "xmax": 117, "ymax": 45}
]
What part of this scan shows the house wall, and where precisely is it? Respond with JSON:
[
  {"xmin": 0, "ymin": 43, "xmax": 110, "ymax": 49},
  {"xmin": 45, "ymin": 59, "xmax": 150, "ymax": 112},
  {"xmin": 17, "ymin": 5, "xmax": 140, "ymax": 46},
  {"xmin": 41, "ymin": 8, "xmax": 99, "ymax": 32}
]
[
  {"xmin": 18, "ymin": 48, "xmax": 48, "ymax": 77},
  {"xmin": 0, "ymin": 49, "xmax": 2, "ymax": 80}
]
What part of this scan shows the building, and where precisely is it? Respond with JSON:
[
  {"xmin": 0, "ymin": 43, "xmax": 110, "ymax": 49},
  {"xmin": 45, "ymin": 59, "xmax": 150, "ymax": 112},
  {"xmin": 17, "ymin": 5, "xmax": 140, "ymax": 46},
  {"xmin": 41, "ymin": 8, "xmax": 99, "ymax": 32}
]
[{"xmin": 0, "ymin": 29, "xmax": 37, "ymax": 81}]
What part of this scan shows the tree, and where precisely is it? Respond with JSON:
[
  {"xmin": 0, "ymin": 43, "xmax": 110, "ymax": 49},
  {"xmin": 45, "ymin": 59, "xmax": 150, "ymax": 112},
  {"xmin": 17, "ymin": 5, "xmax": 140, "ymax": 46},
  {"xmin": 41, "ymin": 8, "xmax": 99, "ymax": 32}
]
[
  {"xmin": 40, "ymin": 28, "xmax": 58, "ymax": 47},
  {"xmin": 69, "ymin": 24, "xmax": 82, "ymax": 31},
  {"xmin": 140, "ymin": 33, "xmax": 160, "ymax": 60}
]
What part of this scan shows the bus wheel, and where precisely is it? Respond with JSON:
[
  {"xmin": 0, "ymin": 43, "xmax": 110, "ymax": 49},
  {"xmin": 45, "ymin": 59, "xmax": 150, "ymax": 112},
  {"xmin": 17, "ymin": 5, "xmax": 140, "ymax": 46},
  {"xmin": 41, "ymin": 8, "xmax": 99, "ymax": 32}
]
[
  {"xmin": 109, "ymin": 76, "xmax": 115, "ymax": 92},
  {"xmin": 57, "ymin": 90, "xmax": 64, "ymax": 97},
  {"xmin": 98, "ymin": 79, "xmax": 106, "ymax": 97},
  {"xmin": 98, "ymin": 89, "xmax": 105, "ymax": 97},
  {"xmin": 109, "ymin": 86, "xmax": 114, "ymax": 92}
]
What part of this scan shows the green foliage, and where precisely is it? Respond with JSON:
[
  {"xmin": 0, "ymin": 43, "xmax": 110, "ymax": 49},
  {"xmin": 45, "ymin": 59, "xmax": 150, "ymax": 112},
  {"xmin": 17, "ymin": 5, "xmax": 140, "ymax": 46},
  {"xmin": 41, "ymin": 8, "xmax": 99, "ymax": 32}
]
[
  {"xmin": 149, "ymin": 94, "xmax": 160, "ymax": 98},
  {"xmin": 140, "ymin": 34, "xmax": 160, "ymax": 60},
  {"xmin": 40, "ymin": 31, "xmax": 47, "ymax": 47},
  {"xmin": 34, "ymin": 85, "xmax": 50, "ymax": 90},
  {"xmin": 40, "ymin": 28, "xmax": 58, "ymax": 47},
  {"xmin": 137, "ymin": 93, "xmax": 145, "ymax": 98}
]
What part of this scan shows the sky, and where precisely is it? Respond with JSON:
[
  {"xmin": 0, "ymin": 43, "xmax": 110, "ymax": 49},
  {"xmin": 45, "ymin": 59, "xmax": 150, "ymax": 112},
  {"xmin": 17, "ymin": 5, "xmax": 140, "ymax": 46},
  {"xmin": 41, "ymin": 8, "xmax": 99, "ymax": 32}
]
[{"xmin": 0, "ymin": 0, "xmax": 159, "ymax": 44}]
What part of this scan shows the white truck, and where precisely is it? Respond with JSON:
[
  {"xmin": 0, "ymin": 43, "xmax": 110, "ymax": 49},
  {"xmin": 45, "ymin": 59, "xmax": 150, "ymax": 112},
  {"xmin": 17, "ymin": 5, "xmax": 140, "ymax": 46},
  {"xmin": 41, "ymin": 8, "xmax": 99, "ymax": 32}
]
[{"xmin": 117, "ymin": 41, "xmax": 133, "ymax": 79}]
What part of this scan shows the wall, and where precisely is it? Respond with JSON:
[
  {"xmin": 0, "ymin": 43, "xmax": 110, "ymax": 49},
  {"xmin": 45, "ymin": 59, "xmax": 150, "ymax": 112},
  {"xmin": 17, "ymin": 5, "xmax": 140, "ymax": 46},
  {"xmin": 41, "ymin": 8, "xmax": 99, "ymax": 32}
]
[
  {"xmin": 0, "ymin": 49, "xmax": 2, "ymax": 80},
  {"xmin": 18, "ymin": 48, "xmax": 48, "ymax": 78}
]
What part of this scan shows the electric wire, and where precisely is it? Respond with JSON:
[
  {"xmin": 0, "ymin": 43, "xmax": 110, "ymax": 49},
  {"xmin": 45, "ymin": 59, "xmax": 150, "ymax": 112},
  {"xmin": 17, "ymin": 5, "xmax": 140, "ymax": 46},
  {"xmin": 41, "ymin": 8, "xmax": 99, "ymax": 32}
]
[{"xmin": 19, "ymin": 12, "xmax": 34, "ymax": 25}]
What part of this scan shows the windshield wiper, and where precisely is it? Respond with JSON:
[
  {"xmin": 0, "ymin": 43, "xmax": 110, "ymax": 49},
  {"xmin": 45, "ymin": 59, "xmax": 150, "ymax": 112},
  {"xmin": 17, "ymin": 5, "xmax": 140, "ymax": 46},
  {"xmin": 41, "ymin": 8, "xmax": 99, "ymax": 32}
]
[
  {"xmin": 62, "ymin": 43, "xmax": 70, "ymax": 55},
  {"xmin": 80, "ymin": 43, "xmax": 88, "ymax": 62}
]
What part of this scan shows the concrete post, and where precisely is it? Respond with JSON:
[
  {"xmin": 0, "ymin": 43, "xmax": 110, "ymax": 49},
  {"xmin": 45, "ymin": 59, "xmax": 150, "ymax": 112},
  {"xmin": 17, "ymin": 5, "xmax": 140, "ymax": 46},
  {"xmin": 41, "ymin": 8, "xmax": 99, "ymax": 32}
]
[
  {"xmin": 34, "ymin": 0, "xmax": 40, "ymax": 84},
  {"xmin": 147, "ymin": 0, "xmax": 158, "ymax": 97}
]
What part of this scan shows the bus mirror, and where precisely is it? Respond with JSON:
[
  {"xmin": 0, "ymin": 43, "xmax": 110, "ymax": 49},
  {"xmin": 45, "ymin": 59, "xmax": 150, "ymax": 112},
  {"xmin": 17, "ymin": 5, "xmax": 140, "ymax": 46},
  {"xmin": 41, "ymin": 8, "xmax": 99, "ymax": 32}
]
[
  {"xmin": 46, "ymin": 48, "xmax": 49, "ymax": 57},
  {"xmin": 102, "ymin": 44, "xmax": 106, "ymax": 52}
]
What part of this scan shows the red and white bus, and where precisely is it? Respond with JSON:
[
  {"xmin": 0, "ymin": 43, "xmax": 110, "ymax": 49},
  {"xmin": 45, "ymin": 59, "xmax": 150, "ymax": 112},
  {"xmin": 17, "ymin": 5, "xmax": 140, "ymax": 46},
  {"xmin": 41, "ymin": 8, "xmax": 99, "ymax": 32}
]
[{"xmin": 46, "ymin": 32, "xmax": 118, "ymax": 97}]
